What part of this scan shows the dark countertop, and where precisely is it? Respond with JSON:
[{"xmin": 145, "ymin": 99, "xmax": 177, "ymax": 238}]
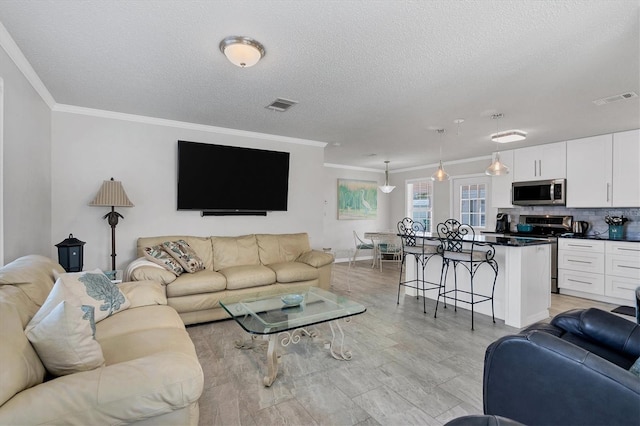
[{"xmin": 415, "ymin": 232, "xmax": 552, "ymax": 247}]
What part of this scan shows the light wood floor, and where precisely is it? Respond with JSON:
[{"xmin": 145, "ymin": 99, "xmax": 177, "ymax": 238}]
[{"xmin": 187, "ymin": 261, "xmax": 619, "ymax": 426}]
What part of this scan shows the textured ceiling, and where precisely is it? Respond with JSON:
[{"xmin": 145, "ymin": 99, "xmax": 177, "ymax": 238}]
[{"xmin": 0, "ymin": 0, "xmax": 638, "ymax": 170}]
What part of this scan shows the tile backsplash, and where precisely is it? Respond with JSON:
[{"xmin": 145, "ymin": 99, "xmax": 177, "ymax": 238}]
[{"xmin": 498, "ymin": 206, "xmax": 640, "ymax": 239}]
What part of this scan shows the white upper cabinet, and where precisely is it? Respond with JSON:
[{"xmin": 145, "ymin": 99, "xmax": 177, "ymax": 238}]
[
  {"xmin": 566, "ymin": 134, "xmax": 612, "ymax": 207},
  {"xmin": 611, "ymin": 129, "xmax": 640, "ymax": 207},
  {"xmin": 567, "ymin": 130, "xmax": 640, "ymax": 208},
  {"xmin": 513, "ymin": 141, "xmax": 566, "ymax": 181},
  {"xmin": 490, "ymin": 150, "xmax": 514, "ymax": 208}
]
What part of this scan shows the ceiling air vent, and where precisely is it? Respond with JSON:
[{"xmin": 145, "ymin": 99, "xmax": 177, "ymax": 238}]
[
  {"xmin": 265, "ymin": 98, "xmax": 298, "ymax": 112},
  {"xmin": 593, "ymin": 92, "xmax": 638, "ymax": 106}
]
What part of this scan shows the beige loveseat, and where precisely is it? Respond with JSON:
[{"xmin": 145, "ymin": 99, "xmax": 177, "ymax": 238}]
[
  {"xmin": 129, "ymin": 233, "xmax": 334, "ymax": 325},
  {"xmin": 0, "ymin": 255, "xmax": 204, "ymax": 425}
]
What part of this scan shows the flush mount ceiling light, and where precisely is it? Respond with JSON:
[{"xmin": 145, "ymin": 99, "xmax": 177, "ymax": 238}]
[
  {"xmin": 491, "ymin": 130, "xmax": 527, "ymax": 143},
  {"xmin": 486, "ymin": 113, "xmax": 511, "ymax": 176},
  {"xmin": 219, "ymin": 36, "xmax": 265, "ymax": 68},
  {"xmin": 379, "ymin": 161, "xmax": 395, "ymax": 193}
]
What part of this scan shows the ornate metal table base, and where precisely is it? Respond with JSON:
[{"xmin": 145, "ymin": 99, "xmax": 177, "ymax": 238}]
[
  {"xmin": 235, "ymin": 320, "xmax": 353, "ymax": 387},
  {"xmin": 328, "ymin": 317, "xmax": 352, "ymax": 360}
]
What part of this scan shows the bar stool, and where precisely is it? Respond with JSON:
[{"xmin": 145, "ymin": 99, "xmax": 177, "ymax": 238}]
[
  {"xmin": 397, "ymin": 217, "xmax": 441, "ymax": 313},
  {"xmin": 435, "ymin": 219, "xmax": 498, "ymax": 330}
]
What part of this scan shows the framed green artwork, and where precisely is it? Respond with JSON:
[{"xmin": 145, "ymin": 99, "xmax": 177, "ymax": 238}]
[{"xmin": 337, "ymin": 179, "xmax": 378, "ymax": 220}]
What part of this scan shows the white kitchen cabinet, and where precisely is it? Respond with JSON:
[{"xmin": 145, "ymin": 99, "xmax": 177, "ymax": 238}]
[
  {"xmin": 513, "ymin": 141, "xmax": 566, "ymax": 181},
  {"xmin": 490, "ymin": 149, "xmax": 514, "ymax": 208},
  {"xmin": 558, "ymin": 239, "xmax": 605, "ymax": 296},
  {"xmin": 605, "ymin": 241, "xmax": 640, "ymax": 300},
  {"xmin": 558, "ymin": 269, "xmax": 605, "ymax": 295},
  {"xmin": 566, "ymin": 130, "xmax": 640, "ymax": 208},
  {"xmin": 558, "ymin": 239, "xmax": 604, "ymax": 297},
  {"xmin": 612, "ymin": 129, "xmax": 640, "ymax": 207},
  {"xmin": 566, "ymin": 134, "xmax": 612, "ymax": 207},
  {"xmin": 559, "ymin": 237, "xmax": 639, "ymax": 304}
]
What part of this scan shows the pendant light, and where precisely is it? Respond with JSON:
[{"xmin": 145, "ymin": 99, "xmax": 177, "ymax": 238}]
[
  {"xmin": 431, "ymin": 129, "xmax": 450, "ymax": 182},
  {"xmin": 485, "ymin": 113, "xmax": 511, "ymax": 176},
  {"xmin": 379, "ymin": 161, "xmax": 395, "ymax": 193}
]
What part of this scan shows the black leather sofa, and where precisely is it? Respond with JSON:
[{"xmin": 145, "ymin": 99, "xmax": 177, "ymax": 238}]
[{"xmin": 483, "ymin": 308, "xmax": 640, "ymax": 426}]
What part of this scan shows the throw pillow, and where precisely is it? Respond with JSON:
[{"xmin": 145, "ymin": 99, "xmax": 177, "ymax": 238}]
[
  {"xmin": 630, "ymin": 357, "xmax": 640, "ymax": 378},
  {"xmin": 143, "ymin": 245, "xmax": 184, "ymax": 276},
  {"xmin": 25, "ymin": 300, "xmax": 105, "ymax": 376},
  {"xmin": 27, "ymin": 269, "xmax": 131, "ymax": 331},
  {"xmin": 162, "ymin": 240, "xmax": 205, "ymax": 273}
]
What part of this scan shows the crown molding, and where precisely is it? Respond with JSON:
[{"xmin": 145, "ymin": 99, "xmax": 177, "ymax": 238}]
[
  {"xmin": 394, "ymin": 155, "xmax": 492, "ymax": 173},
  {"xmin": 323, "ymin": 163, "xmax": 384, "ymax": 173},
  {"xmin": 0, "ymin": 22, "xmax": 326, "ymax": 149},
  {"xmin": 52, "ymin": 104, "xmax": 327, "ymax": 148},
  {"xmin": 325, "ymin": 155, "xmax": 491, "ymax": 173},
  {"xmin": 0, "ymin": 22, "xmax": 55, "ymax": 108}
]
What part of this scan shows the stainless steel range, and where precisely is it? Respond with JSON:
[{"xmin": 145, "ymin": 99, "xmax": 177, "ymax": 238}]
[{"xmin": 513, "ymin": 215, "xmax": 573, "ymax": 293}]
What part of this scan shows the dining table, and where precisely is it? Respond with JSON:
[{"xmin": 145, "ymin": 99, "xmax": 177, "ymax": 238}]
[{"xmin": 363, "ymin": 231, "xmax": 400, "ymax": 269}]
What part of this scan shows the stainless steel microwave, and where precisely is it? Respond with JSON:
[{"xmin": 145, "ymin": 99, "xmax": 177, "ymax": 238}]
[{"xmin": 512, "ymin": 179, "xmax": 566, "ymax": 205}]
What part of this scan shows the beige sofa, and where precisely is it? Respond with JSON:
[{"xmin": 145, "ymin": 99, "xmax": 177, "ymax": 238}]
[
  {"xmin": 129, "ymin": 233, "xmax": 334, "ymax": 325},
  {"xmin": 0, "ymin": 255, "xmax": 203, "ymax": 425}
]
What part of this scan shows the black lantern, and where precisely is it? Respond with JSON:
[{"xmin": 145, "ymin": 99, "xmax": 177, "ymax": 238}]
[{"xmin": 55, "ymin": 234, "xmax": 85, "ymax": 272}]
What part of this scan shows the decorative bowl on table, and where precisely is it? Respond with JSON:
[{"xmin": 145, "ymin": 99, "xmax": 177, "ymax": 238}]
[
  {"xmin": 517, "ymin": 224, "xmax": 534, "ymax": 233},
  {"xmin": 281, "ymin": 293, "xmax": 304, "ymax": 307}
]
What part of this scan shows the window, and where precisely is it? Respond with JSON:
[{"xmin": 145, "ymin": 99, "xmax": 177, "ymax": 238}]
[
  {"xmin": 406, "ymin": 179, "xmax": 433, "ymax": 231},
  {"xmin": 459, "ymin": 183, "xmax": 486, "ymax": 227}
]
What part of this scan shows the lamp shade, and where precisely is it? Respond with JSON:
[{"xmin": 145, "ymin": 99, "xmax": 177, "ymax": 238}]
[
  {"xmin": 379, "ymin": 185, "xmax": 395, "ymax": 194},
  {"xmin": 431, "ymin": 160, "xmax": 450, "ymax": 181},
  {"xmin": 485, "ymin": 153, "xmax": 510, "ymax": 176},
  {"xmin": 89, "ymin": 178, "xmax": 134, "ymax": 207}
]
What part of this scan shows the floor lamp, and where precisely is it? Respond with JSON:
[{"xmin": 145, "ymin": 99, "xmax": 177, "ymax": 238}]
[{"xmin": 89, "ymin": 178, "xmax": 134, "ymax": 272}]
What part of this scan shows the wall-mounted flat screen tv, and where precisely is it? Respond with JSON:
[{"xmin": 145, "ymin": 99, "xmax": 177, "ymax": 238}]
[{"xmin": 177, "ymin": 140, "xmax": 290, "ymax": 212}]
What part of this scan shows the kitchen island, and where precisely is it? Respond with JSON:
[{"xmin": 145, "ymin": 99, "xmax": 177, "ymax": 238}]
[{"xmin": 404, "ymin": 233, "xmax": 552, "ymax": 329}]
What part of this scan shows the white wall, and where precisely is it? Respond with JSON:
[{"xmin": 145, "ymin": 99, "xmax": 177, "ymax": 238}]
[
  {"xmin": 0, "ymin": 46, "xmax": 52, "ymax": 264},
  {"xmin": 51, "ymin": 111, "xmax": 326, "ymax": 271},
  {"xmin": 321, "ymin": 157, "xmax": 497, "ymax": 260},
  {"xmin": 322, "ymin": 165, "xmax": 391, "ymax": 260}
]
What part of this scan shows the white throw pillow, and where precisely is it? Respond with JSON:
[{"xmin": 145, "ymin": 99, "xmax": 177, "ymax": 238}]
[
  {"xmin": 25, "ymin": 300, "xmax": 105, "ymax": 376},
  {"xmin": 27, "ymin": 269, "xmax": 130, "ymax": 331}
]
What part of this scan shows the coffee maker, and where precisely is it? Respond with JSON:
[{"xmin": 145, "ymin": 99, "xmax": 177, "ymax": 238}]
[{"xmin": 496, "ymin": 213, "xmax": 510, "ymax": 233}]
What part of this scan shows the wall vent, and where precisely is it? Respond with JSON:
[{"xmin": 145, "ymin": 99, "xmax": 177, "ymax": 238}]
[
  {"xmin": 265, "ymin": 98, "xmax": 298, "ymax": 112},
  {"xmin": 593, "ymin": 92, "xmax": 638, "ymax": 106}
]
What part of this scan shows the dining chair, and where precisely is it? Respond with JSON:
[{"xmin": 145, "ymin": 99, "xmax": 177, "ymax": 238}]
[
  {"xmin": 350, "ymin": 231, "xmax": 374, "ymax": 269},
  {"xmin": 435, "ymin": 218, "xmax": 498, "ymax": 330},
  {"xmin": 376, "ymin": 234, "xmax": 402, "ymax": 272},
  {"xmin": 397, "ymin": 217, "xmax": 442, "ymax": 313}
]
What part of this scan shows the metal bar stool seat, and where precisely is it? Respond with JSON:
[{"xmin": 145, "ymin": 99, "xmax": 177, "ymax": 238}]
[
  {"xmin": 435, "ymin": 219, "xmax": 498, "ymax": 330},
  {"xmin": 397, "ymin": 217, "xmax": 442, "ymax": 313}
]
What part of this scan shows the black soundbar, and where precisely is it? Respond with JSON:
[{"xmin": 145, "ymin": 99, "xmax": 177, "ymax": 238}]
[{"xmin": 201, "ymin": 211, "xmax": 267, "ymax": 216}]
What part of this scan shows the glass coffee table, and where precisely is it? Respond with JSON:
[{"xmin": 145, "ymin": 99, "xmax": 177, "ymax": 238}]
[{"xmin": 219, "ymin": 287, "xmax": 366, "ymax": 386}]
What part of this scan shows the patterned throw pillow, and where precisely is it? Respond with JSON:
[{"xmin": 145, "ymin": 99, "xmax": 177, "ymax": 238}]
[
  {"xmin": 27, "ymin": 269, "xmax": 131, "ymax": 328},
  {"xmin": 162, "ymin": 240, "xmax": 205, "ymax": 273},
  {"xmin": 143, "ymin": 245, "xmax": 184, "ymax": 276}
]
